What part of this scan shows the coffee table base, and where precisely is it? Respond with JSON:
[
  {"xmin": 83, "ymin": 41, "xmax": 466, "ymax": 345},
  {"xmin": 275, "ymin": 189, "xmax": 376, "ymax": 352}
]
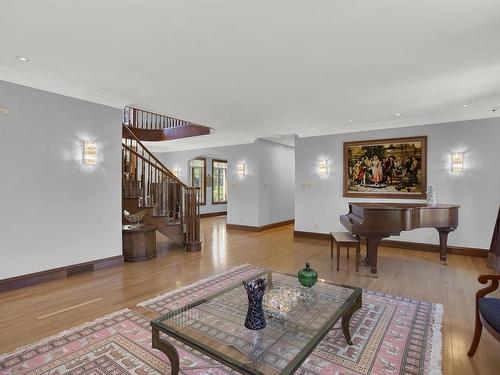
[
  {"xmin": 341, "ymin": 293, "xmax": 362, "ymax": 345},
  {"xmin": 152, "ymin": 327, "xmax": 180, "ymax": 375}
]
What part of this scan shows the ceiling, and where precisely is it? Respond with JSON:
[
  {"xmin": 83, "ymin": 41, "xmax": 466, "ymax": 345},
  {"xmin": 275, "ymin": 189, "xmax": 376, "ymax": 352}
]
[
  {"xmin": 262, "ymin": 135, "xmax": 297, "ymax": 148},
  {"xmin": 1, "ymin": 0, "xmax": 500, "ymax": 152}
]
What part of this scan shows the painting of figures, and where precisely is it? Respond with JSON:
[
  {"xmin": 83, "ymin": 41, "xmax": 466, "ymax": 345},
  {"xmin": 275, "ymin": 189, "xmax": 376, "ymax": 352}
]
[{"xmin": 343, "ymin": 136, "xmax": 427, "ymax": 199}]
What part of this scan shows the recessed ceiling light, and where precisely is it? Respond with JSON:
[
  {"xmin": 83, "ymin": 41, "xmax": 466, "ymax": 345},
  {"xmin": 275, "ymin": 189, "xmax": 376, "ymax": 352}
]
[
  {"xmin": 348, "ymin": 119, "xmax": 353, "ymax": 122},
  {"xmin": 463, "ymin": 104, "xmax": 468, "ymax": 108},
  {"xmin": 395, "ymin": 113, "xmax": 401, "ymax": 117},
  {"xmin": 16, "ymin": 56, "xmax": 29, "ymax": 62}
]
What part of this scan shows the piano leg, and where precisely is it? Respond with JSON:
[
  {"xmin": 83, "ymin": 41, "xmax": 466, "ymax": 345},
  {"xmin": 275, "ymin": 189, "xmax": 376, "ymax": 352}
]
[
  {"xmin": 437, "ymin": 227, "xmax": 453, "ymax": 264},
  {"xmin": 359, "ymin": 239, "xmax": 370, "ymax": 266},
  {"xmin": 366, "ymin": 236, "xmax": 384, "ymax": 276},
  {"xmin": 358, "ymin": 236, "xmax": 371, "ymax": 266}
]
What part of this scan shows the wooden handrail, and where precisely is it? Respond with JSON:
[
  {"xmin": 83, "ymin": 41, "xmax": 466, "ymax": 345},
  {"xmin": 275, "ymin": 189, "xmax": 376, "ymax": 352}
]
[
  {"xmin": 122, "ymin": 144, "xmax": 172, "ymax": 177},
  {"xmin": 122, "ymin": 124, "xmax": 186, "ymax": 187},
  {"xmin": 122, "ymin": 143, "xmax": 200, "ymax": 193}
]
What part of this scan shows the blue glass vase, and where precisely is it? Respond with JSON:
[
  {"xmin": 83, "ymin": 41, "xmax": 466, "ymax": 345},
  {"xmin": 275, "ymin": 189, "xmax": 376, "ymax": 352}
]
[{"xmin": 243, "ymin": 278, "xmax": 267, "ymax": 330}]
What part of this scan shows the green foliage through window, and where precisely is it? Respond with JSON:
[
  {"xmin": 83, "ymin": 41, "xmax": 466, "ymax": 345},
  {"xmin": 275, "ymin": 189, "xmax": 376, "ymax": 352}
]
[
  {"xmin": 212, "ymin": 160, "xmax": 227, "ymax": 204},
  {"xmin": 189, "ymin": 158, "xmax": 206, "ymax": 204}
]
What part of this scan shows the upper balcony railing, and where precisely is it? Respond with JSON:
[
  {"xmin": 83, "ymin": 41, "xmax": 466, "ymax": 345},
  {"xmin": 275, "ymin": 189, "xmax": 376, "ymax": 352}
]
[
  {"xmin": 122, "ymin": 106, "xmax": 212, "ymax": 142},
  {"xmin": 123, "ymin": 106, "xmax": 193, "ymax": 130}
]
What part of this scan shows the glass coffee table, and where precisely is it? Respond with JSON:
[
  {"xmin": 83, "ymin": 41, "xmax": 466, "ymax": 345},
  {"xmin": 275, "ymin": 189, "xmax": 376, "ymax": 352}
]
[{"xmin": 151, "ymin": 270, "xmax": 362, "ymax": 374}]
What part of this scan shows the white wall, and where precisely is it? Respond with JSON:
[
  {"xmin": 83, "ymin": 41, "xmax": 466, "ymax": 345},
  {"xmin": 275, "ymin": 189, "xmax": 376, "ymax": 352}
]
[
  {"xmin": 295, "ymin": 118, "xmax": 500, "ymax": 250},
  {"xmin": 157, "ymin": 143, "xmax": 260, "ymax": 226},
  {"xmin": 159, "ymin": 153, "xmax": 229, "ymax": 215},
  {"xmin": 157, "ymin": 139, "xmax": 296, "ymax": 227},
  {"xmin": 257, "ymin": 139, "xmax": 295, "ymax": 226},
  {"xmin": 0, "ymin": 81, "xmax": 122, "ymax": 279}
]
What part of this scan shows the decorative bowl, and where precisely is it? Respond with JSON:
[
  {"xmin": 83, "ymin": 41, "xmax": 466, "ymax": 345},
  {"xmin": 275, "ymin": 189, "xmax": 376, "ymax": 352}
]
[
  {"xmin": 123, "ymin": 209, "xmax": 147, "ymax": 226},
  {"xmin": 263, "ymin": 285, "xmax": 301, "ymax": 319},
  {"xmin": 263, "ymin": 285, "xmax": 312, "ymax": 319},
  {"xmin": 298, "ymin": 263, "xmax": 318, "ymax": 288}
]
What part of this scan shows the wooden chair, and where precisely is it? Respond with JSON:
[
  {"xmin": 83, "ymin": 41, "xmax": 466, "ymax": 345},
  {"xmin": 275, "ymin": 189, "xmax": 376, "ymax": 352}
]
[
  {"xmin": 330, "ymin": 232, "xmax": 360, "ymax": 272},
  {"xmin": 467, "ymin": 274, "xmax": 500, "ymax": 356}
]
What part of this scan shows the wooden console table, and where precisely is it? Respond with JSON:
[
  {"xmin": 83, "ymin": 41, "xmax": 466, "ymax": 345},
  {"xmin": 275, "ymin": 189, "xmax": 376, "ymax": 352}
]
[{"xmin": 122, "ymin": 224, "xmax": 157, "ymax": 262}]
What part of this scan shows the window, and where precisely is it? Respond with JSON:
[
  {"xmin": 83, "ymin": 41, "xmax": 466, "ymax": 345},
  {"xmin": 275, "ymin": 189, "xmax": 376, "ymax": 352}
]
[
  {"xmin": 189, "ymin": 158, "xmax": 206, "ymax": 205},
  {"xmin": 212, "ymin": 160, "xmax": 228, "ymax": 204}
]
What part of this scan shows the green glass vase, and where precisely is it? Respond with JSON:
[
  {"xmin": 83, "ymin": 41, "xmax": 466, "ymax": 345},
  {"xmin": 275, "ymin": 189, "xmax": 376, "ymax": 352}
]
[{"xmin": 298, "ymin": 263, "xmax": 318, "ymax": 288}]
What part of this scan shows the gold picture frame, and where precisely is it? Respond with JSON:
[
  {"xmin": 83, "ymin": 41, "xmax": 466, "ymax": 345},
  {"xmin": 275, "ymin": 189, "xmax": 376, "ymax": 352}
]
[{"xmin": 343, "ymin": 136, "xmax": 427, "ymax": 199}]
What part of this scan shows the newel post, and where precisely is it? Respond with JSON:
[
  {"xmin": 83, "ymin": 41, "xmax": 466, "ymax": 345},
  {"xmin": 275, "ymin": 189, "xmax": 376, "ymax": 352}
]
[{"xmin": 185, "ymin": 187, "xmax": 202, "ymax": 252}]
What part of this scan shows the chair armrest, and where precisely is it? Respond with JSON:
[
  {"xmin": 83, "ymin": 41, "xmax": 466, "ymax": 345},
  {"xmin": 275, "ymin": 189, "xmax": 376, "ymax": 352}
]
[
  {"xmin": 476, "ymin": 274, "xmax": 500, "ymax": 301},
  {"xmin": 478, "ymin": 274, "xmax": 500, "ymax": 283}
]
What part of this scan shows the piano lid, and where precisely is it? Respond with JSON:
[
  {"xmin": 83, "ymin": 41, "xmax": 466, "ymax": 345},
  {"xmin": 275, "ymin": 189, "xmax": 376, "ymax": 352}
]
[{"xmin": 348, "ymin": 202, "xmax": 460, "ymax": 210}]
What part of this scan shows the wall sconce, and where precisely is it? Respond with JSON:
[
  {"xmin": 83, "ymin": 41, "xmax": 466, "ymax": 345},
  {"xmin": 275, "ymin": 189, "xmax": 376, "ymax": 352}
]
[
  {"xmin": 0, "ymin": 106, "xmax": 11, "ymax": 116},
  {"xmin": 318, "ymin": 160, "xmax": 329, "ymax": 176},
  {"xmin": 237, "ymin": 163, "xmax": 246, "ymax": 177},
  {"xmin": 82, "ymin": 140, "xmax": 97, "ymax": 165},
  {"xmin": 172, "ymin": 167, "xmax": 180, "ymax": 177},
  {"xmin": 451, "ymin": 152, "xmax": 464, "ymax": 172}
]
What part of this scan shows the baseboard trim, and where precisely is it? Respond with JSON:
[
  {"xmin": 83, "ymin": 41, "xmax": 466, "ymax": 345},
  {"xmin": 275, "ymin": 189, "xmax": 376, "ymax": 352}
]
[
  {"xmin": 293, "ymin": 231, "xmax": 488, "ymax": 258},
  {"xmin": 381, "ymin": 239, "xmax": 488, "ymax": 258},
  {"xmin": 227, "ymin": 219, "xmax": 295, "ymax": 232},
  {"xmin": 293, "ymin": 231, "xmax": 330, "ymax": 240},
  {"xmin": 0, "ymin": 255, "xmax": 124, "ymax": 293},
  {"xmin": 200, "ymin": 211, "xmax": 227, "ymax": 218}
]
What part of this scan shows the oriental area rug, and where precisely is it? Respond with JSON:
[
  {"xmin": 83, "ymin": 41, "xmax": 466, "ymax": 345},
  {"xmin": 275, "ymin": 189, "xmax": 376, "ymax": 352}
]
[{"xmin": 0, "ymin": 264, "xmax": 443, "ymax": 375}]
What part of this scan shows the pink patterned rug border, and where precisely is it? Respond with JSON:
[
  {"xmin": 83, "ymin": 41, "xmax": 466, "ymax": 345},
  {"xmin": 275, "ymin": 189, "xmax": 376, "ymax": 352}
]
[{"xmin": 0, "ymin": 308, "xmax": 131, "ymax": 363}]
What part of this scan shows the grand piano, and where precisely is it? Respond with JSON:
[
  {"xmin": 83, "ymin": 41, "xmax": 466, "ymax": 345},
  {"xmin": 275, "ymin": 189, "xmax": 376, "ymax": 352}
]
[{"xmin": 340, "ymin": 203, "xmax": 459, "ymax": 275}]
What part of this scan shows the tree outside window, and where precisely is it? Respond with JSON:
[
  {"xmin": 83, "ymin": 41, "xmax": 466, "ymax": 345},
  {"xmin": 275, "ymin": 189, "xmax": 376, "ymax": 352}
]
[
  {"xmin": 189, "ymin": 158, "xmax": 206, "ymax": 205},
  {"xmin": 212, "ymin": 160, "xmax": 227, "ymax": 204}
]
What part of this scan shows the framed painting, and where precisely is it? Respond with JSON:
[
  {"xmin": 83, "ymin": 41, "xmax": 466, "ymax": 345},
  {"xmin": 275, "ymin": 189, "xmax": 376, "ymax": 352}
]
[{"xmin": 343, "ymin": 136, "xmax": 427, "ymax": 199}]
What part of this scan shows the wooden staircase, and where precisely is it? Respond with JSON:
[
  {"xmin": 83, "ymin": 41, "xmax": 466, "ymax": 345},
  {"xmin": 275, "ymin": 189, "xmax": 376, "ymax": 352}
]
[{"xmin": 122, "ymin": 123, "xmax": 202, "ymax": 251}]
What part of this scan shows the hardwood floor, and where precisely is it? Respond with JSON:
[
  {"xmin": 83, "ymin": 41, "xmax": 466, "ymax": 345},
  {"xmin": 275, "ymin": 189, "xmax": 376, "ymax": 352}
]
[{"xmin": 0, "ymin": 216, "xmax": 498, "ymax": 374}]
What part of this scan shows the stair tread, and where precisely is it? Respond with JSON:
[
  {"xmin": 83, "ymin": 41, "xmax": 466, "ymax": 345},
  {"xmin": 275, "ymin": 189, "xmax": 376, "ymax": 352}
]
[{"xmin": 163, "ymin": 221, "xmax": 182, "ymax": 226}]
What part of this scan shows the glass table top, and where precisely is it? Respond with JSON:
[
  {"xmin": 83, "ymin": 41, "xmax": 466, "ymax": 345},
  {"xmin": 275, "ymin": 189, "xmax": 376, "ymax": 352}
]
[{"xmin": 151, "ymin": 270, "xmax": 361, "ymax": 375}]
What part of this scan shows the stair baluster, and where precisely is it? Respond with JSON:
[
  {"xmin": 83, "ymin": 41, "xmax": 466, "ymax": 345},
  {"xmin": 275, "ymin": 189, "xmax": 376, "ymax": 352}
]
[{"xmin": 122, "ymin": 124, "xmax": 201, "ymax": 251}]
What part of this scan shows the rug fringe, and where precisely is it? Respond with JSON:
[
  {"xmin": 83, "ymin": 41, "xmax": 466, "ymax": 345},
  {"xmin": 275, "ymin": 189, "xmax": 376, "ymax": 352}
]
[
  {"xmin": 0, "ymin": 308, "xmax": 131, "ymax": 362},
  {"xmin": 428, "ymin": 303, "xmax": 444, "ymax": 375},
  {"xmin": 137, "ymin": 263, "xmax": 258, "ymax": 307}
]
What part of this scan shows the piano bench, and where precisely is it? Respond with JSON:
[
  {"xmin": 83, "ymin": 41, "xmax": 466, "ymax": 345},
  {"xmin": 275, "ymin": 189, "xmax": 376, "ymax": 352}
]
[{"xmin": 330, "ymin": 232, "xmax": 361, "ymax": 272}]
